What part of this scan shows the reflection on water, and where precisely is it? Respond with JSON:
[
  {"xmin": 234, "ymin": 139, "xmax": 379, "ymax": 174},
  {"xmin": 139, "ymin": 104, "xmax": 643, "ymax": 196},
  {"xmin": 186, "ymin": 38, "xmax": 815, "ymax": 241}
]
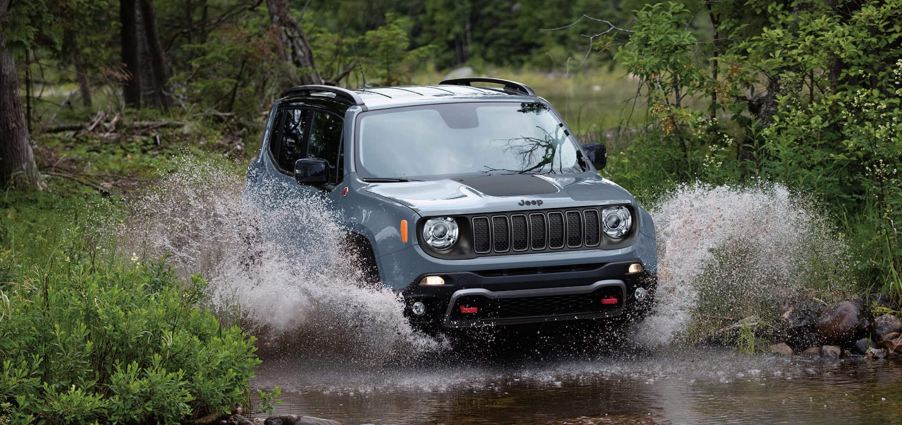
[{"xmin": 253, "ymin": 348, "xmax": 902, "ymax": 424}]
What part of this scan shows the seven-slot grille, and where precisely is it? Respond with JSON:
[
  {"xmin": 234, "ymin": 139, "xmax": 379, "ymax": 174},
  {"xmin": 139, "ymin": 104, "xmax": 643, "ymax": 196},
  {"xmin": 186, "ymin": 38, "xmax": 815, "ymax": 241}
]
[{"xmin": 471, "ymin": 208, "xmax": 605, "ymax": 255}]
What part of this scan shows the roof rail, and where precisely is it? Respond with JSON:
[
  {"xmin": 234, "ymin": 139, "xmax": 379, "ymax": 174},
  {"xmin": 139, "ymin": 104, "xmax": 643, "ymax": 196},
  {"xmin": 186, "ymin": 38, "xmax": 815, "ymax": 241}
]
[
  {"xmin": 280, "ymin": 85, "xmax": 366, "ymax": 107},
  {"xmin": 439, "ymin": 77, "xmax": 536, "ymax": 96}
]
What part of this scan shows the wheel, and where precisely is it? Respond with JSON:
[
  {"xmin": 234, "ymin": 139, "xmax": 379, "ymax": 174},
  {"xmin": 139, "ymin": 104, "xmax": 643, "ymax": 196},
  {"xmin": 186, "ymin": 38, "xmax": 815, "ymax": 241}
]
[{"xmin": 343, "ymin": 233, "xmax": 381, "ymax": 287}]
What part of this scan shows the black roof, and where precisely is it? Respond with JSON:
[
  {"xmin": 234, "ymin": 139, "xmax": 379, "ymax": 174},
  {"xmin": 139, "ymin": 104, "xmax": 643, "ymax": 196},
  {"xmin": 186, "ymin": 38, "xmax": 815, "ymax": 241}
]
[{"xmin": 279, "ymin": 77, "xmax": 537, "ymax": 110}]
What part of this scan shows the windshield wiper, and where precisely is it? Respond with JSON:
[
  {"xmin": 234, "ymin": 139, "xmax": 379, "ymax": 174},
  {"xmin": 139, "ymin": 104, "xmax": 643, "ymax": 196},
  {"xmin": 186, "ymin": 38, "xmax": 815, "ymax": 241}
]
[{"xmin": 361, "ymin": 177, "xmax": 419, "ymax": 183}]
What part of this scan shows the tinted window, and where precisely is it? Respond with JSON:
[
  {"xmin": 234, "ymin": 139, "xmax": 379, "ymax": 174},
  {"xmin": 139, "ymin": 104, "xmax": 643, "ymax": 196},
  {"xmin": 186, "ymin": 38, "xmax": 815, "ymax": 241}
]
[
  {"xmin": 307, "ymin": 111, "xmax": 343, "ymax": 181},
  {"xmin": 270, "ymin": 107, "xmax": 311, "ymax": 172}
]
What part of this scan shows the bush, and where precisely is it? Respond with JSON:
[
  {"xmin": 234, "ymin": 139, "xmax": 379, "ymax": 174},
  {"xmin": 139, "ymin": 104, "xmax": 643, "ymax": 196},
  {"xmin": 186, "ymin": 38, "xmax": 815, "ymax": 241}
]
[{"xmin": 0, "ymin": 190, "xmax": 260, "ymax": 423}]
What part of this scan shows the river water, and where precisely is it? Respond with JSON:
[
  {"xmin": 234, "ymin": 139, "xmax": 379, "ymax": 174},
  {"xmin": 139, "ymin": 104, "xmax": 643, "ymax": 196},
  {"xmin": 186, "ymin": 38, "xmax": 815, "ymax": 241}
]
[{"xmin": 253, "ymin": 347, "xmax": 902, "ymax": 424}]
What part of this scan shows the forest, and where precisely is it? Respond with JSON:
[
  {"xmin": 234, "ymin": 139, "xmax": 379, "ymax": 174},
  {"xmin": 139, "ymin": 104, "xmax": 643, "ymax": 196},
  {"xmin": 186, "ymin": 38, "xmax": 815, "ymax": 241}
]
[{"xmin": 1, "ymin": 0, "xmax": 900, "ymax": 421}]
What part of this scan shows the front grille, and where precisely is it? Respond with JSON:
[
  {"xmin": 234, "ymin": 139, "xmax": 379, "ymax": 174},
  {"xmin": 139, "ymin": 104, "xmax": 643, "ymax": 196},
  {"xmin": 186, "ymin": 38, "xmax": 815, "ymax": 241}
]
[
  {"xmin": 492, "ymin": 216, "xmax": 510, "ymax": 252},
  {"xmin": 471, "ymin": 207, "xmax": 609, "ymax": 255}
]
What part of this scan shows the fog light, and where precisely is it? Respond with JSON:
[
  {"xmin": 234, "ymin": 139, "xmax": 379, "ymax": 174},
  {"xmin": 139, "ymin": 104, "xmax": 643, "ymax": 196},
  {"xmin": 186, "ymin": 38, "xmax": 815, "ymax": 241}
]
[
  {"xmin": 459, "ymin": 305, "xmax": 479, "ymax": 314},
  {"xmin": 419, "ymin": 275, "xmax": 445, "ymax": 286},
  {"xmin": 411, "ymin": 301, "xmax": 426, "ymax": 316},
  {"xmin": 634, "ymin": 287, "xmax": 648, "ymax": 301},
  {"xmin": 628, "ymin": 263, "xmax": 644, "ymax": 274},
  {"xmin": 600, "ymin": 296, "xmax": 620, "ymax": 305}
]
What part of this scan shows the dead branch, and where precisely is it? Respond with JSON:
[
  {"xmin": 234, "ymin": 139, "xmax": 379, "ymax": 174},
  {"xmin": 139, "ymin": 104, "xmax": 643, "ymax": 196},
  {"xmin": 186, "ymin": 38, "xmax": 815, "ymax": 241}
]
[
  {"xmin": 542, "ymin": 14, "xmax": 632, "ymax": 59},
  {"xmin": 44, "ymin": 170, "xmax": 111, "ymax": 195},
  {"xmin": 44, "ymin": 120, "xmax": 184, "ymax": 134}
]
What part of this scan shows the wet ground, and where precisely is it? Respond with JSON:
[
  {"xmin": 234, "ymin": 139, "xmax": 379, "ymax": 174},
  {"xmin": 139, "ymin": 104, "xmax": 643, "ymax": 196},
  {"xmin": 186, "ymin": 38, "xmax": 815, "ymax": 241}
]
[{"xmin": 252, "ymin": 345, "xmax": 902, "ymax": 424}]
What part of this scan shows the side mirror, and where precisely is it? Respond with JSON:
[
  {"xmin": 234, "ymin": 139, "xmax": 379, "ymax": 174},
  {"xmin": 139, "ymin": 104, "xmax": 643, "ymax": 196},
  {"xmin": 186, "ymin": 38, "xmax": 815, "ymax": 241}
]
[
  {"xmin": 580, "ymin": 143, "xmax": 607, "ymax": 170},
  {"xmin": 294, "ymin": 158, "xmax": 329, "ymax": 185}
]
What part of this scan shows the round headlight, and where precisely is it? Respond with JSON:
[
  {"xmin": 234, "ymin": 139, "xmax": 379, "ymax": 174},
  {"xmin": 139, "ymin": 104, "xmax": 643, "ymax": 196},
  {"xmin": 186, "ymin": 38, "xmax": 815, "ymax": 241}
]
[
  {"xmin": 423, "ymin": 217, "xmax": 459, "ymax": 249},
  {"xmin": 602, "ymin": 206, "xmax": 632, "ymax": 239}
]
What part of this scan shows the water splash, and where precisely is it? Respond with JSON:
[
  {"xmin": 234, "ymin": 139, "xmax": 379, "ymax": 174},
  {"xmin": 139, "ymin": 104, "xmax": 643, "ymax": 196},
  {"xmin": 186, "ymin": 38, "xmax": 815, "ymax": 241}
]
[
  {"xmin": 119, "ymin": 160, "xmax": 445, "ymax": 365},
  {"xmin": 636, "ymin": 184, "xmax": 849, "ymax": 346}
]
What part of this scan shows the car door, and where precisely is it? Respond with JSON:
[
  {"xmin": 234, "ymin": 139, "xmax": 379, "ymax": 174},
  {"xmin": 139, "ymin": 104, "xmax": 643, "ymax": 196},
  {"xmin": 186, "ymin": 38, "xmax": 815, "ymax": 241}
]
[{"xmin": 264, "ymin": 104, "xmax": 344, "ymax": 191}]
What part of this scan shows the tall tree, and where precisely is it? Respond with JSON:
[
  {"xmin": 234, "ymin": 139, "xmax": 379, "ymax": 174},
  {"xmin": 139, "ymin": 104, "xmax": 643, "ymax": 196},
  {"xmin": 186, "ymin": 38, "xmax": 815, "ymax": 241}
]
[
  {"xmin": 265, "ymin": 0, "xmax": 323, "ymax": 85},
  {"xmin": 138, "ymin": 0, "xmax": 171, "ymax": 107},
  {"xmin": 120, "ymin": 0, "xmax": 141, "ymax": 106},
  {"xmin": 120, "ymin": 0, "xmax": 171, "ymax": 107},
  {"xmin": 0, "ymin": 0, "xmax": 41, "ymax": 189}
]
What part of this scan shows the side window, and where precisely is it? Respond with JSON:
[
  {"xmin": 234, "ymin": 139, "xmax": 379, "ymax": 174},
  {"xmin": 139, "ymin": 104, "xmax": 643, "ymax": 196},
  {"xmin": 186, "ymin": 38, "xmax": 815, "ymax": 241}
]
[
  {"xmin": 307, "ymin": 111, "xmax": 344, "ymax": 182},
  {"xmin": 269, "ymin": 107, "xmax": 311, "ymax": 172}
]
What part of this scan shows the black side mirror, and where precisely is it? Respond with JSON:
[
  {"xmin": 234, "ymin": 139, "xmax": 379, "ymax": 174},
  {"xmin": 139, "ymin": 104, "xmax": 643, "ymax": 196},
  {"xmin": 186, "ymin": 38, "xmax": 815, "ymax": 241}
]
[
  {"xmin": 580, "ymin": 143, "xmax": 607, "ymax": 170},
  {"xmin": 294, "ymin": 158, "xmax": 329, "ymax": 185}
]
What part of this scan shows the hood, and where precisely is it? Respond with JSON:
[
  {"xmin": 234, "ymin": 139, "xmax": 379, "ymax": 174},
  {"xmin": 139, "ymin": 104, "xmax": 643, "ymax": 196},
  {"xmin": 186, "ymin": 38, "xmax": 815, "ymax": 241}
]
[{"xmin": 361, "ymin": 172, "xmax": 635, "ymax": 216}]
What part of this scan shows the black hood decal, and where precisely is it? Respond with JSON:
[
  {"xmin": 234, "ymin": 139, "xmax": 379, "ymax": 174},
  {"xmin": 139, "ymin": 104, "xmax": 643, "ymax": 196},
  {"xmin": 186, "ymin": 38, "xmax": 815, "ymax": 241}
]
[{"xmin": 454, "ymin": 174, "xmax": 559, "ymax": 197}]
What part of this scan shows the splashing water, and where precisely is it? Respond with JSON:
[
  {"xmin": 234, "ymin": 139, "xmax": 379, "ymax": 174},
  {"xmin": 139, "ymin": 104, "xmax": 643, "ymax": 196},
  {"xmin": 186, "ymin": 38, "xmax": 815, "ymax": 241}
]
[
  {"xmin": 120, "ymin": 161, "xmax": 444, "ymax": 365},
  {"xmin": 121, "ymin": 160, "xmax": 848, "ymax": 360},
  {"xmin": 636, "ymin": 184, "xmax": 849, "ymax": 346}
]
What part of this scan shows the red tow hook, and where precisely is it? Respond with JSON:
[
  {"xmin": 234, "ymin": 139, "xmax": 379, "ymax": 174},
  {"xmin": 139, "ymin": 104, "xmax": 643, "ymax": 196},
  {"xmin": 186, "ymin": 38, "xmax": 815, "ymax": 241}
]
[
  {"xmin": 459, "ymin": 305, "xmax": 479, "ymax": 314},
  {"xmin": 600, "ymin": 296, "xmax": 619, "ymax": 306}
]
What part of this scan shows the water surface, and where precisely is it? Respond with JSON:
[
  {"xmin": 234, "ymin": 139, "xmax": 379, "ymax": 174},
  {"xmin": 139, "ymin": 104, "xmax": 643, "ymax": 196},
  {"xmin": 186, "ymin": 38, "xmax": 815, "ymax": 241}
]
[{"xmin": 253, "ymin": 347, "xmax": 902, "ymax": 424}]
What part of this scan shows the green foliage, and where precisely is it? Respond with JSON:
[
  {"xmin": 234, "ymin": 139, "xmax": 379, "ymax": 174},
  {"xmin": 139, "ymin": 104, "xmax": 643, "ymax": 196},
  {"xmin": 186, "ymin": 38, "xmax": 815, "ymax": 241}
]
[
  {"xmin": 617, "ymin": 2, "xmax": 702, "ymax": 107},
  {"xmin": 0, "ymin": 190, "xmax": 260, "ymax": 423},
  {"xmin": 612, "ymin": 0, "xmax": 902, "ymax": 303},
  {"xmin": 173, "ymin": 16, "xmax": 288, "ymax": 120},
  {"xmin": 253, "ymin": 387, "xmax": 283, "ymax": 416},
  {"xmin": 361, "ymin": 13, "xmax": 436, "ymax": 85},
  {"xmin": 0, "ymin": 0, "xmax": 113, "ymax": 54}
]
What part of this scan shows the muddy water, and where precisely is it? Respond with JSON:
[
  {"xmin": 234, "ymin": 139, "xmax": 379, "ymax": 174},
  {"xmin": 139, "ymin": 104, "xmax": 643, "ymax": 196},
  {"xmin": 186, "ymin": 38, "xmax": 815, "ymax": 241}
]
[{"xmin": 253, "ymin": 348, "xmax": 902, "ymax": 424}]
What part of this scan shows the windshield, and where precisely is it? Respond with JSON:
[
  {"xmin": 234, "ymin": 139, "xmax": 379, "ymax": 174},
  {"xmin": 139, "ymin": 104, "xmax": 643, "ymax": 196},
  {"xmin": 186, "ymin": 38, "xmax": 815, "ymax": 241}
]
[{"xmin": 356, "ymin": 102, "xmax": 585, "ymax": 180}]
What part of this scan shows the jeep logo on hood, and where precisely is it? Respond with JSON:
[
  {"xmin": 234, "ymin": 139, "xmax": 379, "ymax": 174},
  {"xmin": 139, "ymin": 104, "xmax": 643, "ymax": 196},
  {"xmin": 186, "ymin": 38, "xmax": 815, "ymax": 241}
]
[{"xmin": 518, "ymin": 199, "xmax": 544, "ymax": 206}]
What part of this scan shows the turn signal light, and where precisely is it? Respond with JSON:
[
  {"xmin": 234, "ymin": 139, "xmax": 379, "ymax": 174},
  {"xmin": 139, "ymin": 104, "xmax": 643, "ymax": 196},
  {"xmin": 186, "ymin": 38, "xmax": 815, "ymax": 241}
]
[
  {"xmin": 628, "ymin": 263, "xmax": 644, "ymax": 274},
  {"xmin": 400, "ymin": 219, "xmax": 409, "ymax": 244}
]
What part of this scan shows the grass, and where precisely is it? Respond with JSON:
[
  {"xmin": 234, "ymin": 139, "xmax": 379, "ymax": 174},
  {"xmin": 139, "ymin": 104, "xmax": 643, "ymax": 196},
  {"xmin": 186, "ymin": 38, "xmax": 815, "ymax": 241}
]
[{"xmin": 1, "ymin": 106, "xmax": 266, "ymax": 422}]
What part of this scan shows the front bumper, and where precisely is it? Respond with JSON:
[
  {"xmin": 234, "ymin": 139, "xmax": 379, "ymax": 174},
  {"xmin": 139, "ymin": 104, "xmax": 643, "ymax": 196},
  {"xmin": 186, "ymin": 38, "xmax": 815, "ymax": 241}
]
[{"xmin": 401, "ymin": 261, "xmax": 655, "ymax": 330}]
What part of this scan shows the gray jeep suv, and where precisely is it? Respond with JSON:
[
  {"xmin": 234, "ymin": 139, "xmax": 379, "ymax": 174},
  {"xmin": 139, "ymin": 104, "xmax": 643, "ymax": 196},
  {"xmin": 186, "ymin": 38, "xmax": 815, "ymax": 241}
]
[{"xmin": 247, "ymin": 78, "xmax": 656, "ymax": 332}]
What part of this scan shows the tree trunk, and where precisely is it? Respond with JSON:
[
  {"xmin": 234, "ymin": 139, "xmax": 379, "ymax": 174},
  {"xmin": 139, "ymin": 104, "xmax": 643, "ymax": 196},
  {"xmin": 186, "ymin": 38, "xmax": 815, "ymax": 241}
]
[
  {"xmin": 138, "ymin": 0, "xmax": 171, "ymax": 107},
  {"xmin": 185, "ymin": 0, "xmax": 193, "ymax": 44},
  {"xmin": 24, "ymin": 49, "xmax": 32, "ymax": 133},
  {"xmin": 75, "ymin": 59, "xmax": 93, "ymax": 108},
  {"xmin": 706, "ymin": 1, "xmax": 720, "ymax": 120},
  {"xmin": 65, "ymin": 31, "xmax": 93, "ymax": 108},
  {"xmin": 0, "ymin": 2, "xmax": 41, "ymax": 189},
  {"xmin": 120, "ymin": 0, "xmax": 141, "ymax": 106},
  {"xmin": 265, "ymin": 0, "xmax": 323, "ymax": 85}
]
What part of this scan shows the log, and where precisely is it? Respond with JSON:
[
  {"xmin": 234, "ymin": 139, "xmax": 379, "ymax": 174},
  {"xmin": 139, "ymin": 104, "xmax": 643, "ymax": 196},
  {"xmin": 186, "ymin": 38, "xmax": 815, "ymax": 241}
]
[{"xmin": 43, "ymin": 120, "xmax": 184, "ymax": 134}]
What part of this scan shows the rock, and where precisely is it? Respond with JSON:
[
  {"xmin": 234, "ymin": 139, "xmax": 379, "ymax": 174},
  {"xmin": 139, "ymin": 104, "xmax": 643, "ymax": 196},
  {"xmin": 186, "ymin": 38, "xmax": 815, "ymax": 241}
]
[
  {"xmin": 265, "ymin": 416, "xmax": 298, "ymax": 425},
  {"xmin": 880, "ymin": 335, "xmax": 902, "ymax": 354},
  {"xmin": 875, "ymin": 314, "xmax": 902, "ymax": 340},
  {"xmin": 220, "ymin": 415, "xmax": 254, "ymax": 425},
  {"xmin": 297, "ymin": 417, "xmax": 342, "ymax": 425},
  {"xmin": 769, "ymin": 342, "xmax": 794, "ymax": 356},
  {"xmin": 264, "ymin": 416, "xmax": 341, "ymax": 425},
  {"xmin": 815, "ymin": 300, "xmax": 868, "ymax": 344},
  {"xmin": 802, "ymin": 346, "xmax": 821, "ymax": 356},
  {"xmin": 866, "ymin": 347, "xmax": 887, "ymax": 360},
  {"xmin": 782, "ymin": 298, "xmax": 827, "ymax": 349},
  {"xmin": 854, "ymin": 337, "xmax": 874, "ymax": 354},
  {"xmin": 821, "ymin": 345, "xmax": 842, "ymax": 359},
  {"xmin": 443, "ymin": 66, "xmax": 474, "ymax": 80}
]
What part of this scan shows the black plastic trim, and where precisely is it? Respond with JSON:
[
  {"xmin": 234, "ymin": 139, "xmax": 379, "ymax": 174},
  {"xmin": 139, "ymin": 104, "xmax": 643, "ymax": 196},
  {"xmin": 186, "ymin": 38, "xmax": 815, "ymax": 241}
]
[{"xmin": 439, "ymin": 77, "xmax": 536, "ymax": 96}]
